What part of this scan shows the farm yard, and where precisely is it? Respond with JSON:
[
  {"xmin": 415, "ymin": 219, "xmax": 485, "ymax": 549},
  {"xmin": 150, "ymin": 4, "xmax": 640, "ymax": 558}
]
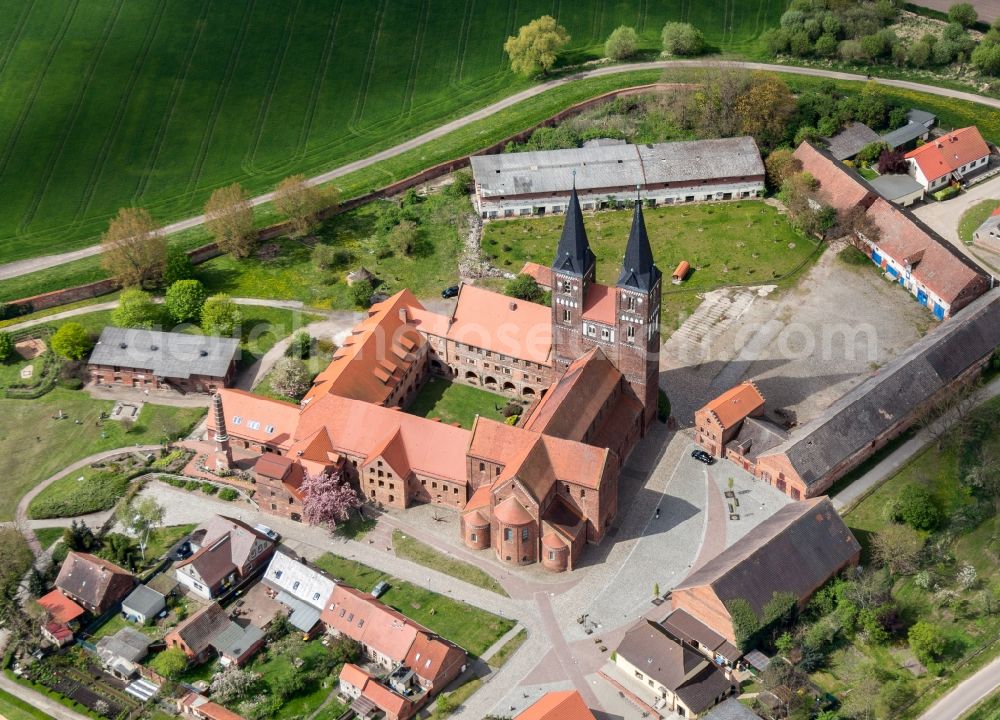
[{"xmin": 0, "ymin": 0, "xmax": 786, "ymax": 265}]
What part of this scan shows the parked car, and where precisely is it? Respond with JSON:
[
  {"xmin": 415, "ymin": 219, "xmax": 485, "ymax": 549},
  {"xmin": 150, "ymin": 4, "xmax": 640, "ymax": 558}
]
[
  {"xmin": 254, "ymin": 524, "xmax": 280, "ymax": 542},
  {"xmin": 371, "ymin": 581, "xmax": 390, "ymax": 598},
  {"xmin": 691, "ymin": 449, "xmax": 715, "ymax": 465},
  {"xmin": 171, "ymin": 540, "xmax": 192, "ymax": 561},
  {"xmin": 441, "ymin": 285, "xmax": 459, "ymax": 299}
]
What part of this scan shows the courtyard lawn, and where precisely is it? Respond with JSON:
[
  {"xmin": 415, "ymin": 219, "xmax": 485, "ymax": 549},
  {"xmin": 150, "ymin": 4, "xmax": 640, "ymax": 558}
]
[
  {"xmin": 405, "ymin": 377, "xmax": 508, "ymax": 430},
  {"xmin": 34, "ymin": 527, "xmax": 64, "ymax": 550},
  {"xmin": 391, "ymin": 530, "xmax": 507, "ymax": 596},
  {"xmin": 811, "ymin": 396, "xmax": 1000, "ymax": 716},
  {"xmin": 0, "ymin": 687, "xmax": 54, "ymax": 720},
  {"xmin": 0, "ymin": 2, "xmax": 784, "ymax": 266},
  {"xmin": 0, "ymin": 388, "xmax": 204, "ymax": 522},
  {"xmin": 241, "ymin": 634, "xmax": 348, "ymax": 720},
  {"xmin": 313, "ymin": 552, "xmax": 514, "ymax": 657},
  {"xmin": 483, "ymin": 200, "xmax": 821, "ymax": 332},
  {"xmin": 958, "ymin": 199, "xmax": 1000, "ymax": 245}
]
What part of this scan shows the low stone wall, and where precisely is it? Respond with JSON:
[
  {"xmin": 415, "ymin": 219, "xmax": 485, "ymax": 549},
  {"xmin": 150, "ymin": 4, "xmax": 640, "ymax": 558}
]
[{"xmin": 8, "ymin": 82, "xmax": 687, "ymax": 315}]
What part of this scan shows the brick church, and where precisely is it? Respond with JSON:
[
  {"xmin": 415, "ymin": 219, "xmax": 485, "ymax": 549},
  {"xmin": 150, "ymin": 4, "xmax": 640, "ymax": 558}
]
[{"xmin": 208, "ymin": 188, "xmax": 662, "ymax": 571}]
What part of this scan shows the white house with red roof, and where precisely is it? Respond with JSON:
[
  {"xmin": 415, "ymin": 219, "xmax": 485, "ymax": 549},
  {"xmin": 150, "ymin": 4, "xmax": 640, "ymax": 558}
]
[{"xmin": 905, "ymin": 127, "xmax": 991, "ymax": 191}]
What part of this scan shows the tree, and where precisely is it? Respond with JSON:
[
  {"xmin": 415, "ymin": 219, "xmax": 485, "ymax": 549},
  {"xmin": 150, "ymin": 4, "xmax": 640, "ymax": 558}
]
[
  {"xmin": 949, "ymin": 2, "xmax": 978, "ymax": 27},
  {"xmin": 301, "ymin": 470, "xmax": 363, "ymax": 527},
  {"xmin": 164, "ymin": 279, "xmax": 207, "ymax": 324},
  {"xmin": 210, "ymin": 666, "xmax": 261, "ymax": 705},
  {"xmin": 388, "ymin": 219, "xmax": 419, "ymax": 256},
  {"xmin": 113, "ymin": 287, "xmax": 160, "ymax": 329},
  {"xmin": 605, "ymin": 25, "xmax": 639, "ymax": 60},
  {"xmin": 62, "ymin": 520, "xmax": 97, "ymax": 552},
  {"xmin": 898, "ymin": 485, "xmax": 940, "ymax": 530},
  {"xmin": 274, "ymin": 175, "xmax": 337, "ymax": 237},
  {"xmin": 269, "ymin": 357, "xmax": 311, "ymax": 399},
  {"xmin": 957, "ymin": 562, "xmax": 978, "ymax": 590},
  {"xmin": 974, "ymin": 39, "xmax": 1000, "ymax": 75},
  {"xmin": 150, "ymin": 647, "xmax": 188, "ymax": 679},
  {"xmin": 504, "ymin": 16, "xmax": 570, "ymax": 76},
  {"xmin": 872, "ymin": 523, "xmax": 924, "ymax": 575},
  {"xmin": 286, "ymin": 330, "xmax": 312, "ymax": 360},
  {"xmin": 661, "ymin": 22, "xmax": 706, "ymax": 56},
  {"xmin": 877, "ymin": 149, "xmax": 907, "ymax": 174},
  {"xmin": 856, "ymin": 141, "xmax": 891, "ymax": 166},
  {"xmin": 100, "ymin": 207, "xmax": 166, "ymax": 288},
  {"xmin": 908, "ymin": 621, "xmax": 946, "ymax": 664},
  {"xmin": 764, "ymin": 148, "xmax": 802, "ymax": 192},
  {"xmin": 0, "ymin": 331, "xmax": 12, "ymax": 362},
  {"xmin": 351, "ymin": 279, "xmax": 375, "ymax": 308},
  {"xmin": 51, "ymin": 322, "xmax": 93, "ymax": 360},
  {"xmin": 435, "ymin": 693, "xmax": 456, "ymax": 716},
  {"xmin": 103, "ymin": 533, "xmax": 139, "ymax": 571},
  {"xmin": 201, "ymin": 294, "xmax": 242, "ymax": 336},
  {"xmin": 205, "ymin": 183, "xmax": 256, "ymax": 258},
  {"xmin": 163, "ymin": 245, "xmax": 194, "ymax": 286},
  {"xmin": 116, "ymin": 496, "xmax": 165, "ymax": 562},
  {"xmin": 504, "ymin": 273, "xmax": 543, "ymax": 303},
  {"xmin": 733, "ymin": 73, "xmax": 796, "ymax": 149}
]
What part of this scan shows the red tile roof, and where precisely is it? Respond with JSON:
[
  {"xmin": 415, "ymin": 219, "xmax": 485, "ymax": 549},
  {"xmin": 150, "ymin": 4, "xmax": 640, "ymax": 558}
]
[
  {"xmin": 522, "ymin": 348, "xmax": 621, "ymax": 440},
  {"xmin": 515, "ymin": 691, "xmax": 597, "ymax": 720},
  {"xmin": 43, "ymin": 621, "xmax": 74, "ymax": 643},
  {"xmin": 338, "ymin": 663, "xmax": 370, "ymax": 689},
  {"xmin": 699, "ymin": 382, "xmax": 765, "ymax": 430},
  {"xmin": 179, "ymin": 693, "xmax": 247, "ymax": 720},
  {"xmin": 447, "ymin": 284, "xmax": 552, "ymax": 366},
  {"xmin": 906, "ymin": 127, "xmax": 990, "ymax": 182},
  {"xmin": 581, "ymin": 283, "xmax": 616, "ymax": 325},
  {"xmin": 792, "ymin": 142, "xmax": 874, "ymax": 210},
  {"xmin": 37, "ymin": 589, "xmax": 84, "ymax": 624},
  {"xmin": 210, "ymin": 389, "xmax": 300, "ymax": 450},
  {"xmin": 519, "ymin": 262, "xmax": 554, "ymax": 290},
  {"xmin": 493, "ymin": 495, "xmax": 535, "ymax": 525}
]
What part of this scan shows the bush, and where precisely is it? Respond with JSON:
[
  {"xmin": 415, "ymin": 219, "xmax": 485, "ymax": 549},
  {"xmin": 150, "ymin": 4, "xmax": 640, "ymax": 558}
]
[
  {"xmin": 605, "ymin": 25, "xmax": 639, "ymax": 60},
  {"xmin": 150, "ymin": 648, "xmax": 188, "ymax": 679},
  {"xmin": 0, "ymin": 331, "xmax": 12, "ymax": 362},
  {"xmin": 908, "ymin": 621, "xmax": 946, "ymax": 664},
  {"xmin": 200, "ymin": 482, "xmax": 217, "ymax": 495},
  {"xmin": 446, "ymin": 170, "xmax": 474, "ymax": 198},
  {"xmin": 164, "ymin": 279, "xmax": 207, "ymax": 324},
  {"xmin": 661, "ymin": 22, "xmax": 705, "ymax": 56},
  {"xmin": 286, "ymin": 330, "xmax": 312, "ymax": 359},
  {"xmin": 897, "ymin": 485, "xmax": 940, "ymax": 530},
  {"xmin": 270, "ymin": 356, "xmax": 311, "ymax": 399},
  {"xmin": 163, "ymin": 245, "xmax": 194, "ymax": 286},
  {"xmin": 504, "ymin": 273, "xmax": 543, "ymax": 302},
  {"xmin": 219, "ymin": 487, "xmax": 238, "ymax": 501},
  {"xmin": 949, "ymin": 2, "xmax": 978, "ymax": 27},
  {"xmin": 351, "ymin": 279, "xmax": 375, "ymax": 308},
  {"xmin": 933, "ymin": 185, "xmax": 961, "ymax": 201},
  {"xmin": 113, "ymin": 288, "xmax": 160, "ymax": 329},
  {"xmin": 312, "ymin": 243, "xmax": 338, "ymax": 270},
  {"xmin": 201, "ymin": 294, "xmax": 242, "ymax": 336},
  {"xmin": 29, "ymin": 470, "xmax": 130, "ymax": 519}
]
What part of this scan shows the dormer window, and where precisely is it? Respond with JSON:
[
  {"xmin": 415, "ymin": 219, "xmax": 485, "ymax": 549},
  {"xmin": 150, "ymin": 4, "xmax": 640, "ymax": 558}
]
[
  {"xmin": 248, "ymin": 420, "xmax": 261, "ymax": 430},
  {"xmin": 232, "ymin": 416, "xmax": 242, "ymax": 425},
  {"xmin": 265, "ymin": 424, "xmax": 274, "ymax": 434},
  {"xmin": 292, "ymin": 581, "xmax": 300, "ymax": 590}
]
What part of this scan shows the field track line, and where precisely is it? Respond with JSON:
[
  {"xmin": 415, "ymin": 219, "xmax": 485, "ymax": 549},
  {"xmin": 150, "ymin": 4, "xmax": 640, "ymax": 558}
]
[
  {"xmin": 0, "ymin": 0, "xmax": 81, "ymax": 183},
  {"xmin": 74, "ymin": 0, "xmax": 168, "ymax": 223},
  {"xmin": 450, "ymin": 0, "xmax": 475, "ymax": 88},
  {"xmin": 399, "ymin": 0, "xmax": 429, "ymax": 118},
  {"xmin": 0, "ymin": 0, "xmax": 37, "ymax": 82},
  {"xmin": 133, "ymin": 0, "xmax": 213, "ymax": 202},
  {"xmin": 19, "ymin": 0, "xmax": 126, "ymax": 233},
  {"xmin": 296, "ymin": 0, "xmax": 344, "ymax": 158},
  {"xmin": 348, "ymin": 0, "xmax": 388, "ymax": 133},
  {"xmin": 242, "ymin": 0, "xmax": 301, "ymax": 174},
  {"xmin": 7, "ymin": 59, "xmax": 1000, "ymax": 279}
]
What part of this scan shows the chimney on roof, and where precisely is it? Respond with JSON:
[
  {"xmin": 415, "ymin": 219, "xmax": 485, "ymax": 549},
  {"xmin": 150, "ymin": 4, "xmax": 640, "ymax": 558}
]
[
  {"xmin": 399, "ymin": 307, "xmax": 408, "ymax": 322},
  {"xmin": 508, "ymin": 301, "xmax": 517, "ymax": 311},
  {"xmin": 211, "ymin": 392, "xmax": 233, "ymax": 471}
]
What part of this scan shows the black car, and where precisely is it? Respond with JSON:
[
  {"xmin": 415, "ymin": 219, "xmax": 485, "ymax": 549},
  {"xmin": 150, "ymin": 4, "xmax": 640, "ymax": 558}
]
[
  {"xmin": 691, "ymin": 449, "xmax": 715, "ymax": 465},
  {"xmin": 441, "ymin": 285, "xmax": 459, "ymax": 299},
  {"xmin": 171, "ymin": 540, "xmax": 192, "ymax": 561}
]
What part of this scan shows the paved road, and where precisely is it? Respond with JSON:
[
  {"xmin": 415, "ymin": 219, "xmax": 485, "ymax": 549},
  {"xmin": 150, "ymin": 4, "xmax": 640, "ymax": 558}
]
[
  {"xmin": 0, "ymin": 672, "xmax": 90, "ymax": 720},
  {"xmin": 4, "ymin": 60, "xmax": 1000, "ymax": 282},
  {"xmin": 917, "ymin": 656, "xmax": 1000, "ymax": 720},
  {"xmin": 912, "ymin": 184, "xmax": 1000, "ymax": 276}
]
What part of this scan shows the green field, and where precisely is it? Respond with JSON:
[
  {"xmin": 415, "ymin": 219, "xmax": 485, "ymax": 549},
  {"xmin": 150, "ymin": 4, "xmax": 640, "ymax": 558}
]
[
  {"xmin": 405, "ymin": 377, "xmax": 508, "ymax": 430},
  {"xmin": 0, "ymin": 1, "xmax": 786, "ymax": 265}
]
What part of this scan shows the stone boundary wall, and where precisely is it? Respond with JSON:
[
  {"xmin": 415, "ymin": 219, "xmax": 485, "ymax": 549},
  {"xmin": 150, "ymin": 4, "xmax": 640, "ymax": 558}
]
[{"xmin": 8, "ymin": 83, "xmax": 686, "ymax": 315}]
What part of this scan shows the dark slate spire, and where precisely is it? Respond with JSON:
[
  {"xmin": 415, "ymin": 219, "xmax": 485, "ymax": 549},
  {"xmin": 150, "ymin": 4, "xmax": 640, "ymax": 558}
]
[
  {"xmin": 552, "ymin": 182, "xmax": 595, "ymax": 277},
  {"xmin": 617, "ymin": 195, "xmax": 660, "ymax": 291}
]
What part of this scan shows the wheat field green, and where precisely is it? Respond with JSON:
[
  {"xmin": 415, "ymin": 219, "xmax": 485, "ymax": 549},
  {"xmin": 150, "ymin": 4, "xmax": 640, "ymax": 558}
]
[{"xmin": 0, "ymin": 0, "xmax": 785, "ymax": 264}]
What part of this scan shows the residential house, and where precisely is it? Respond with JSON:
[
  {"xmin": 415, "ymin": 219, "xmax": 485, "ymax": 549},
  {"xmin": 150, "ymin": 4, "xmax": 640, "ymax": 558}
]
[
  {"xmin": 670, "ymin": 498, "xmax": 861, "ymax": 648},
  {"xmin": 261, "ymin": 551, "xmax": 336, "ymax": 634},
  {"xmin": 514, "ymin": 690, "xmax": 598, "ymax": 720},
  {"xmin": 470, "ymin": 137, "xmax": 764, "ymax": 218},
  {"xmin": 87, "ymin": 327, "xmax": 239, "ymax": 394},
  {"xmin": 37, "ymin": 589, "xmax": 84, "ymax": 627},
  {"xmin": 165, "ymin": 601, "xmax": 265, "ymax": 667},
  {"xmin": 905, "ymin": 126, "xmax": 991, "ymax": 191},
  {"xmin": 55, "ymin": 552, "xmax": 135, "ymax": 615},
  {"xmin": 339, "ymin": 663, "xmax": 416, "ymax": 720},
  {"xmin": 610, "ymin": 619, "xmax": 736, "ymax": 718},
  {"xmin": 972, "ymin": 206, "xmax": 1000, "ymax": 254},
  {"xmin": 178, "ymin": 693, "xmax": 247, "ymax": 720},
  {"xmin": 693, "ymin": 382, "xmax": 766, "ymax": 458},
  {"xmin": 823, "ymin": 121, "xmax": 880, "ymax": 161},
  {"xmin": 121, "ymin": 584, "xmax": 166, "ymax": 625},
  {"xmin": 96, "ymin": 627, "xmax": 153, "ymax": 679},
  {"xmin": 174, "ymin": 516, "xmax": 275, "ymax": 599},
  {"xmin": 322, "ymin": 585, "xmax": 467, "ymax": 695}
]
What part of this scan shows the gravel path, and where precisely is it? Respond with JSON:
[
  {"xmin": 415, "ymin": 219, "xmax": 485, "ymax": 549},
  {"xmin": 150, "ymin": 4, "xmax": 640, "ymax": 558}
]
[{"xmin": 4, "ymin": 60, "xmax": 1000, "ymax": 282}]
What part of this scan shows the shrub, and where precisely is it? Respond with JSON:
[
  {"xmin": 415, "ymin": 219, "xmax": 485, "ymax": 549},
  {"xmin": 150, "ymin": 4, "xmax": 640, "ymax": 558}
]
[
  {"xmin": 898, "ymin": 485, "xmax": 940, "ymax": 530},
  {"xmin": 504, "ymin": 273, "xmax": 543, "ymax": 302},
  {"xmin": 219, "ymin": 488, "xmax": 238, "ymax": 501},
  {"xmin": 113, "ymin": 287, "xmax": 160, "ymax": 329},
  {"xmin": 933, "ymin": 185, "xmax": 961, "ymax": 201},
  {"xmin": 270, "ymin": 357, "xmax": 311, "ymax": 399},
  {"xmin": 908, "ymin": 621, "xmax": 946, "ymax": 664},
  {"xmin": 286, "ymin": 330, "xmax": 312, "ymax": 359},
  {"xmin": 605, "ymin": 25, "xmax": 639, "ymax": 60},
  {"xmin": 0, "ymin": 331, "xmax": 12, "ymax": 362},
  {"xmin": 312, "ymin": 243, "xmax": 338, "ymax": 270},
  {"xmin": 163, "ymin": 245, "xmax": 194, "ymax": 286},
  {"xmin": 150, "ymin": 648, "xmax": 188, "ymax": 679},
  {"xmin": 446, "ymin": 170, "xmax": 474, "ymax": 198},
  {"xmin": 661, "ymin": 22, "xmax": 706, "ymax": 55},
  {"xmin": 351, "ymin": 279, "xmax": 375, "ymax": 308},
  {"xmin": 184, "ymin": 480, "xmax": 200, "ymax": 491},
  {"xmin": 949, "ymin": 2, "xmax": 978, "ymax": 27},
  {"xmin": 201, "ymin": 294, "xmax": 242, "ymax": 336},
  {"xmin": 28, "ymin": 470, "xmax": 130, "ymax": 519},
  {"xmin": 200, "ymin": 482, "xmax": 217, "ymax": 495},
  {"xmin": 164, "ymin": 279, "xmax": 207, "ymax": 324}
]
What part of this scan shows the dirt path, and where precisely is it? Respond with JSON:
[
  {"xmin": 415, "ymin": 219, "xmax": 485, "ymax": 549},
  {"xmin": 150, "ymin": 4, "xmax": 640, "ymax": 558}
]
[{"xmin": 4, "ymin": 60, "xmax": 1000, "ymax": 282}]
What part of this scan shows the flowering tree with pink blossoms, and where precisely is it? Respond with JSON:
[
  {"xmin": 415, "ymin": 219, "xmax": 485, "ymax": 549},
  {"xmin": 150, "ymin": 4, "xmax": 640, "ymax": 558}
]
[{"xmin": 301, "ymin": 471, "xmax": 363, "ymax": 528}]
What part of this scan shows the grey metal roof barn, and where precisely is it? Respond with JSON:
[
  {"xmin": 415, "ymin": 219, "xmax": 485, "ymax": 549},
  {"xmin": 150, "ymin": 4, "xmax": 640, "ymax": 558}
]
[
  {"xmin": 882, "ymin": 109, "xmax": 937, "ymax": 148},
  {"xmin": 868, "ymin": 172, "xmax": 925, "ymax": 203},
  {"xmin": 122, "ymin": 584, "xmax": 165, "ymax": 619},
  {"xmin": 471, "ymin": 137, "xmax": 764, "ymax": 198},
  {"xmin": 88, "ymin": 327, "xmax": 239, "ymax": 380},
  {"xmin": 822, "ymin": 121, "xmax": 880, "ymax": 161}
]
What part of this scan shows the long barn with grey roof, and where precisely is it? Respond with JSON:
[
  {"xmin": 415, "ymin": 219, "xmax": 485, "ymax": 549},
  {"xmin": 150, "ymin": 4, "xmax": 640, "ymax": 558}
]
[
  {"xmin": 751, "ymin": 288, "xmax": 1000, "ymax": 498},
  {"xmin": 88, "ymin": 327, "xmax": 239, "ymax": 394},
  {"xmin": 470, "ymin": 137, "xmax": 764, "ymax": 218}
]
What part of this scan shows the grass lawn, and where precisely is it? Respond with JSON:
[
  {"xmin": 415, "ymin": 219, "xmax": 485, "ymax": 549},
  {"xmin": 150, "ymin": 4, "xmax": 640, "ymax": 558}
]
[
  {"xmin": 483, "ymin": 200, "xmax": 821, "ymax": 333},
  {"xmin": 0, "ymin": 354, "xmax": 46, "ymax": 390},
  {"xmin": 405, "ymin": 377, "xmax": 509, "ymax": 430},
  {"xmin": 34, "ymin": 527, "xmax": 65, "ymax": 550},
  {"xmin": 0, "ymin": 2, "xmax": 783, "ymax": 265},
  {"xmin": 0, "ymin": 388, "xmax": 204, "ymax": 522},
  {"xmin": 242, "ymin": 635, "xmax": 347, "ymax": 719},
  {"xmin": 812, "ymin": 396, "xmax": 1000, "ymax": 715},
  {"xmin": 312, "ymin": 552, "xmax": 514, "ymax": 657},
  {"xmin": 144, "ymin": 523, "xmax": 196, "ymax": 561},
  {"xmin": 958, "ymin": 199, "xmax": 1000, "ymax": 245},
  {"xmin": 959, "ymin": 689, "xmax": 1000, "ymax": 720},
  {"xmin": 488, "ymin": 627, "xmax": 527, "ymax": 669},
  {"xmin": 391, "ymin": 530, "xmax": 507, "ymax": 596},
  {"xmin": 28, "ymin": 465, "xmax": 129, "ymax": 519},
  {"xmin": 856, "ymin": 166, "xmax": 879, "ymax": 180},
  {"xmin": 0, "ymin": 686, "xmax": 54, "ymax": 720}
]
